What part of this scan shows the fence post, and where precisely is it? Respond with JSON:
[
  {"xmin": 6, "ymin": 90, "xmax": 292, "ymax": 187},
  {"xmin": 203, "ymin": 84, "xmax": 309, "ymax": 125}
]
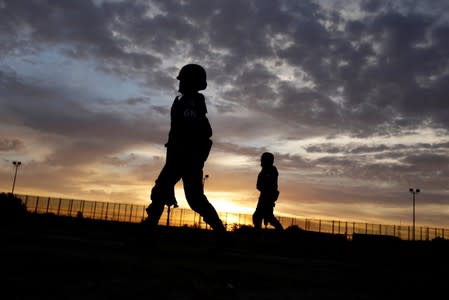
[
  {"xmin": 332, "ymin": 220, "xmax": 335, "ymax": 234},
  {"xmin": 129, "ymin": 205, "xmax": 133, "ymax": 223},
  {"xmin": 34, "ymin": 196, "xmax": 39, "ymax": 213},
  {"xmin": 119, "ymin": 204, "xmax": 128, "ymax": 221},
  {"xmin": 81, "ymin": 200, "xmax": 85, "ymax": 216},
  {"xmin": 180, "ymin": 209, "xmax": 184, "ymax": 226},
  {"xmin": 46, "ymin": 197, "xmax": 50, "ymax": 214},
  {"xmin": 318, "ymin": 220, "xmax": 321, "ymax": 233},
  {"xmin": 111, "ymin": 203, "xmax": 116, "ymax": 220},
  {"xmin": 57, "ymin": 198, "xmax": 62, "ymax": 216},
  {"xmin": 104, "ymin": 202, "xmax": 109, "ymax": 220},
  {"xmin": 100, "ymin": 202, "xmax": 105, "ymax": 220},
  {"xmin": 68, "ymin": 199, "xmax": 73, "ymax": 217},
  {"xmin": 166, "ymin": 205, "xmax": 171, "ymax": 227}
]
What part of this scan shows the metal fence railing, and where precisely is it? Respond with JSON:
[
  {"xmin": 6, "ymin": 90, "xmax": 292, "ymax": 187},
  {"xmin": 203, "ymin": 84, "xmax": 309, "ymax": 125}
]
[{"xmin": 12, "ymin": 193, "xmax": 448, "ymax": 241}]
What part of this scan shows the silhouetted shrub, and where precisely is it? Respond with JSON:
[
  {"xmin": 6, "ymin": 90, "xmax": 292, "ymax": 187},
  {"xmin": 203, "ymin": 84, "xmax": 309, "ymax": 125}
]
[
  {"xmin": 0, "ymin": 193, "xmax": 28, "ymax": 223},
  {"xmin": 432, "ymin": 236, "xmax": 448, "ymax": 244},
  {"xmin": 229, "ymin": 223, "xmax": 240, "ymax": 232},
  {"xmin": 235, "ymin": 224, "xmax": 254, "ymax": 233},
  {"xmin": 285, "ymin": 225, "xmax": 304, "ymax": 232}
]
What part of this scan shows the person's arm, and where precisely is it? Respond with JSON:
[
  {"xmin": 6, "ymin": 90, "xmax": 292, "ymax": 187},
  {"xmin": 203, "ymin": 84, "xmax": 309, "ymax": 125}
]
[
  {"xmin": 166, "ymin": 97, "xmax": 180, "ymax": 147},
  {"xmin": 197, "ymin": 95, "xmax": 213, "ymax": 161},
  {"xmin": 272, "ymin": 168, "xmax": 279, "ymax": 203},
  {"xmin": 256, "ymin": 177, "xmax": 261, "ymax": 192}
]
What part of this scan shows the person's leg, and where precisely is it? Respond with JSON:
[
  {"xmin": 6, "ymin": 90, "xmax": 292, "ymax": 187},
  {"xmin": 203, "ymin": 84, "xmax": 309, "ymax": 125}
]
[
  {"xmin": 252, "ymin": 203, "xmax": 263, "ymax": 230},
  {"xmin": 263, "ymin": 218, "xmax": 269, "ymax": 228},
  {"xmin": 146, "ymin": 152, "xmax": 181, "ymax": 226},
  {"xmin": 266, "ymin": 210, "xmax": 284, "ymax": 231},
  {"xmin": 182, "ymin": 167, "xmax": 225, "ymax": 232}
]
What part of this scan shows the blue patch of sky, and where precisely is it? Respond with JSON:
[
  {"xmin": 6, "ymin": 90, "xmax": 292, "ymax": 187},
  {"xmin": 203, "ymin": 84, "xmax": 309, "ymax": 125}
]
[{"xmin": 0, "ymin": 47, "xmax": 146, "ymax": 104}]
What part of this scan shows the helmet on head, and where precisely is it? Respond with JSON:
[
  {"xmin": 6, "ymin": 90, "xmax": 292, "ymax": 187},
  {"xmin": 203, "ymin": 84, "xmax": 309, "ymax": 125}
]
[
  {"xmin": 261, "ymin": 152, "xmax": 274, "ymax": 166},
  {"xmin": 176, "ymin": 64, "xmax": 207, "ymax": 91}
]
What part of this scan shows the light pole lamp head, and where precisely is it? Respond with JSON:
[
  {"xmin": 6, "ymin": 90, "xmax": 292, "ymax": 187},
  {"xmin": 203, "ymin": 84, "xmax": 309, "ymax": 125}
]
[
  {"xmin": 416, "ymin": 188, "xmax": 420, "ymax": 193},
  {"xmin": 409, "ymin": 188, "xmax": 413, "ymax": 193}
]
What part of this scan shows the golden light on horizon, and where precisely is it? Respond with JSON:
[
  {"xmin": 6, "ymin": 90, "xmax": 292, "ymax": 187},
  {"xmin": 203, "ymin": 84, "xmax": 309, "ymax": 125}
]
[{"xmin": 173, "ymin": 189, "xmax": 255, "ymax": 214}]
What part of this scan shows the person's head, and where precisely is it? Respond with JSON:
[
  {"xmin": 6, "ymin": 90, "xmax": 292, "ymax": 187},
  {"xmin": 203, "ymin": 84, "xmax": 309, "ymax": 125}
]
[
  {"xmin": 177, "ymin": 64, "xmax": 207, "ymax": 94},
  {"xmin": 260, "ymin": 152, "xmax": 274, "ymax": 168}
]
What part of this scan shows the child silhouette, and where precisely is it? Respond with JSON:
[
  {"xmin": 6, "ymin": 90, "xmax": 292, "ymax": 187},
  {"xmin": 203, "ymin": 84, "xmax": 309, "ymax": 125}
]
[
  {"xmin": 252, "ymin": 152, "xmax": 284, "ymax": 231},
  {"xmin": 145, "ymin": 64, "xmax": 225, "ymax": 233}
]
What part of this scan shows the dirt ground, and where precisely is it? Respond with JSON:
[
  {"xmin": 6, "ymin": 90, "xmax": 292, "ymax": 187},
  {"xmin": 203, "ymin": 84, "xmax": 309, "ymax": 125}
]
[{"xmin": 2, "ymin": 214, "xmax": 448, "ymax": 299}]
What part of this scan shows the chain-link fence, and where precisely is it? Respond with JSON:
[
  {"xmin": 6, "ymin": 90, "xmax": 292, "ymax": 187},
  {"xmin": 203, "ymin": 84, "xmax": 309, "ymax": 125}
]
[{"xmin": 13, "ymin": 193, "xmax": 447, "ymax": 241}]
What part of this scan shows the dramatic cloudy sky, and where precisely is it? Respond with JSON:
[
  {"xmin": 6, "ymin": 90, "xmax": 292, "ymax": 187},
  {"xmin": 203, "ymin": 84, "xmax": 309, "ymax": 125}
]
[{"xmin": 1, "ymin": 0, "xmax": 449, "ymax": 227}]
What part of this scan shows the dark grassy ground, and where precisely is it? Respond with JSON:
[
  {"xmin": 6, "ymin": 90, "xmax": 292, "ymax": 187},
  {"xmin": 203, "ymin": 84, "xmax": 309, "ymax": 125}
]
[{"xmin": 2, "ymin": 214, "xmax": 448, "ymax": 299}]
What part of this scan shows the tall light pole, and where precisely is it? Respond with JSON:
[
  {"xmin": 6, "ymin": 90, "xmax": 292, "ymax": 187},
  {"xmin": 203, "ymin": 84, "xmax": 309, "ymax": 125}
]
[
  {"xmin": 11, "ymin": 161, "xmax": 22, "ymax": 195},
  {"xmin": 409, "ymin": 188, "xmax": 420, "ymax": 241}
]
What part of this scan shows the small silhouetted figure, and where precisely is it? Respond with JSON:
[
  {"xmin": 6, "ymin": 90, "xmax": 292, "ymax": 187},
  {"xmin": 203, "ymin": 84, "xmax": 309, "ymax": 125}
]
[
  {"xmin": 252, "ymin": 152, "xmax": 284, "ymax": 231},
  {"xmin": 145, "ymin": 64, "xmax": 225, "ymax": 233}
]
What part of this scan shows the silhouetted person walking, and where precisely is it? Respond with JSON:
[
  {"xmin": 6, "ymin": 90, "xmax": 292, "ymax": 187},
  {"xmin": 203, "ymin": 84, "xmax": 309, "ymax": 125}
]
[
  {"xmin": 252, "ymin": 152, "xmax": 283, "ymax": 231},
  {"xmin": 145, "ymin": 64, "xmax": 225, "ymax": 233}
]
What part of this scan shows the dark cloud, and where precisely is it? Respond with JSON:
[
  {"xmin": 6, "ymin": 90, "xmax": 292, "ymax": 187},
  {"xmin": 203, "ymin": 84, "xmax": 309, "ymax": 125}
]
[
  {"xmin": 44, "ymin": 140, "xmax": 126, "ymax": 166},
  {"xmin": 1, "ymin": 0, "xmax": 161, "ymax": 85},
  {"xmin": 401, "ymin": 153, "xmax": 449, "ymax": 172},
  {"xmin": 275, "ymin": 153, "xmax": 313, "ymax": 173},
  {"xmin": 0, "ymin": 138, "xmax": 23, "ymax": 151},
  {"xmin": 275, "ymin": 84, "xmax": 342, "ymax": 130},
  {"xmin": 361, "ymin": 0, "xmax": 384, "ymax": 12},
  {"xmin": 0, "ymin": 69, "xmax": 166, "ymax": 142},
  {"xmin": 0, "ymin": 70, "xmax": 169, "ymax": 176},
  {"xmin": 306, "ymin": 141, "xmax": 449, "ymax": 155},
  {"xmin": 295, "ymin": 138, "xmax": 449, "ymax": 200},
  {"xmin": 2, "ymin": 0, "xmax": 449, "ymax": 136}
]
